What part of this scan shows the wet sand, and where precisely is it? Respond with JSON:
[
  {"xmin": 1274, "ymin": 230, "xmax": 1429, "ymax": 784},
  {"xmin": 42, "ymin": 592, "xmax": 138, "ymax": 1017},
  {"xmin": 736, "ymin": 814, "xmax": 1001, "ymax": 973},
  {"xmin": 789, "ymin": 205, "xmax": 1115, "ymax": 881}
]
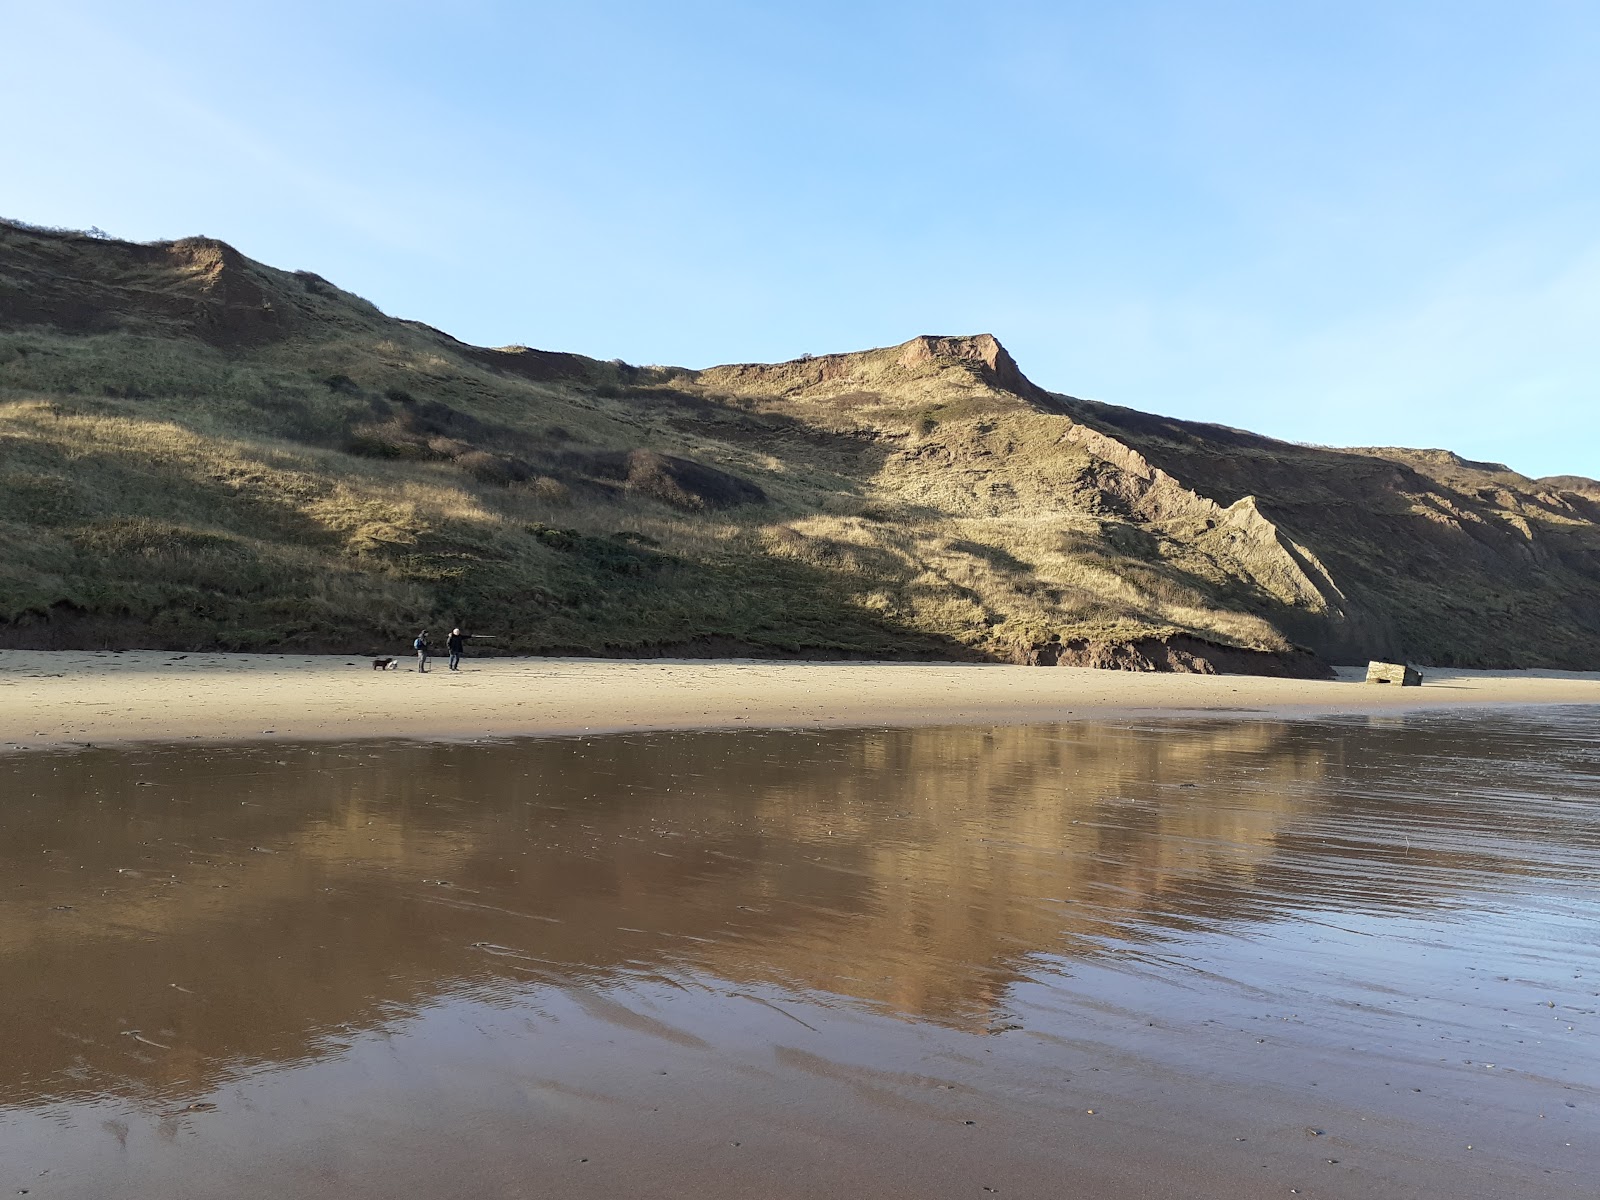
[
  {"xmin": 2, "ymin": 648, "xmax": 1599, "ymax": 747},
  {"xmin": 2, "ymin": 713, "xmax": 1596, "ymax": 1199}
]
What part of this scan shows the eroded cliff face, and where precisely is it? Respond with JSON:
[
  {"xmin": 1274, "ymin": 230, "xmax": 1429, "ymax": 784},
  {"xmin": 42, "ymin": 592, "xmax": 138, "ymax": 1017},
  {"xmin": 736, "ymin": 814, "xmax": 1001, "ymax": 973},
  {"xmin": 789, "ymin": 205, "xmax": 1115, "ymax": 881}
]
[
  {"xmin": 0, "ymin": 229, "xmax": 376, "ymax": 348},
  {"xmin": 1058, "ymin": 422, "xmax": 1345, "ymax": 615},
  {"xmin": 682, "ymin": 335, "xmax": 1350, "ymax": 672},
  {"xmin": 1059, "ymin": 405, "xmax": 1600, "ymax": 669},
  {"xmin": 3, "ymin": 219, "xmax": 1598, "ymax": 670},
  {"xmin": 683, "ymin": 330, "xmax": 1600, "ymax": 669},
  {"xmin": 1056, "ymin": 399, "xmax": 1600, "ymax": 667}
]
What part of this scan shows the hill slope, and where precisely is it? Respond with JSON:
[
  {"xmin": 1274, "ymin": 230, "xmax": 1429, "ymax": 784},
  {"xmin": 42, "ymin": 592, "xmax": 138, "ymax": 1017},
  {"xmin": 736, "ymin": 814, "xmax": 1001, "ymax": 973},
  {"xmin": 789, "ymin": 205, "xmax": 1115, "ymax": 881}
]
[{"xmin": 2, "ymin": 219, "xmax": 1597, "ymax": 672}]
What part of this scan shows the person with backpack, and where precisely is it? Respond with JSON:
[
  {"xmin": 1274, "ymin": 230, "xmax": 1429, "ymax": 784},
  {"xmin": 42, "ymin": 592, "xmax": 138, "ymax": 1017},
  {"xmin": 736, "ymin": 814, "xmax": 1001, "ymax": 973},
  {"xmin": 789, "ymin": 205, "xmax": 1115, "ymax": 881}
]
[
  {"xmin": 413, "ymin": 630, "xmax": 430, "ymax": 672},
  {"xmin": 446, "ymin": 628, "xmax": 465, "ymax": 672}
]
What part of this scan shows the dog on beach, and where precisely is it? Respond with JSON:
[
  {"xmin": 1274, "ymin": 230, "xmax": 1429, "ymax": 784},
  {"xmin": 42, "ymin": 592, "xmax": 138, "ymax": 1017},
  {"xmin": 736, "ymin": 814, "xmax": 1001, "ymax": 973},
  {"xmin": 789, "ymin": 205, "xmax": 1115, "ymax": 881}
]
[{"xmin": 372, "ymin": 657, "xmax": 397, "ymax": 671}]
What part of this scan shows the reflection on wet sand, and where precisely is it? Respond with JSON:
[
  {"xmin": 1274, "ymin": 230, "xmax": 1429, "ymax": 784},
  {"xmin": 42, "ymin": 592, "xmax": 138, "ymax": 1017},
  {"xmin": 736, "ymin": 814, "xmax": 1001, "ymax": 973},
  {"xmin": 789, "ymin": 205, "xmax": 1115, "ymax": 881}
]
[
  {"xmin": 2, "ymin": 712, "xmax": 1597, "ymax": 1199},
  {"xmin": 0, "ymin": 722, "xmax": 1332, "ymax": 1093}
]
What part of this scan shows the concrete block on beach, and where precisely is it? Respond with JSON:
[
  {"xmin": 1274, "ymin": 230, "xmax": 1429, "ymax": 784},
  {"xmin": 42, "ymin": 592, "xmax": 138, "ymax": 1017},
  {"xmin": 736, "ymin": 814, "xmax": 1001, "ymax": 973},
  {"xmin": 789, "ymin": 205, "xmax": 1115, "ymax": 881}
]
[{"xmin": 1366, "ymin": 660, "xmax": 1423, "ymax": 686}]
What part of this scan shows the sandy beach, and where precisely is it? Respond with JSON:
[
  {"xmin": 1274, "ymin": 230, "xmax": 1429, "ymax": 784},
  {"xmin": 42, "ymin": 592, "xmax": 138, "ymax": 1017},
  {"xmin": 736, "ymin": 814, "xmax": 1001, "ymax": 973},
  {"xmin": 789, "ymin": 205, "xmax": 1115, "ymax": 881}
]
[{"xmin": 2, "ymin": 648, "xmax": 1598, "ymax": 748}]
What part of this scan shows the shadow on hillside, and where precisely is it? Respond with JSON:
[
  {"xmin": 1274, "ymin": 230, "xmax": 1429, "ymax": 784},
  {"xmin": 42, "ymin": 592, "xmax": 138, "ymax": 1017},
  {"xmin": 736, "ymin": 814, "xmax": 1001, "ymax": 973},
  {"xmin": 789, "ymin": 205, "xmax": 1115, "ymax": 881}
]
[{"xmin": 1062, "ymin": 399, "xmax": 1600, "ymax": 668}]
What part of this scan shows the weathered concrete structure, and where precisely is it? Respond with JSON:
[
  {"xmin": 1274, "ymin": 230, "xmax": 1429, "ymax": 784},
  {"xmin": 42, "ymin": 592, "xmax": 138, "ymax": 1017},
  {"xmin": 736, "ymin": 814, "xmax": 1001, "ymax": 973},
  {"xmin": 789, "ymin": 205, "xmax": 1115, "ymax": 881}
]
[{"xmin": 1366, "ymin": 661, "xmax": 1423, "ymax": 686}]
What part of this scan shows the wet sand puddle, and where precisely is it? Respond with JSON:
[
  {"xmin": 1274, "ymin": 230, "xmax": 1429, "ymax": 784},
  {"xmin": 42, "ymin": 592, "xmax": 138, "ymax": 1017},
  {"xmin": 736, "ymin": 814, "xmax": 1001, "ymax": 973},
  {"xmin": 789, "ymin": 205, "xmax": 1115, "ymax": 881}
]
[{"xmin": 1, "ymin": 711, "xmax": 1596, "ymax": 1199}]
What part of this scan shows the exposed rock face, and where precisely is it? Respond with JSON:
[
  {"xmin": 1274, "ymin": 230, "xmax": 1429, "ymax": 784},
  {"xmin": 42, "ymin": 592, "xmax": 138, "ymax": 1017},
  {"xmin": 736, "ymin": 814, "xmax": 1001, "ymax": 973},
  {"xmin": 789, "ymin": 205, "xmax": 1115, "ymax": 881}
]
[
  {"xmin": 691, "ymin": 333, "xmax": 1050, "ymax": 401},
  {"xmin": 0, "ymin": 225, "xmax": 346, "ymax": 349},
  {"xmin": 895, "ymin": 334, "xmax": 1047, "ymax": 401},
  {"xmin": 1059, "ymin": 422, "xmax": 1346, "ymax": 617},
  {"xmin": 1062, "ymin": 396, "xmax": 1600, "ymax": 667},
  {"xmin": 1013, "ymin": 635, "xmax": 1334, "ymax": 679},
  {"xmin": 1541, "ymin": 475, "xmax": 1600, "ymax": 501}
]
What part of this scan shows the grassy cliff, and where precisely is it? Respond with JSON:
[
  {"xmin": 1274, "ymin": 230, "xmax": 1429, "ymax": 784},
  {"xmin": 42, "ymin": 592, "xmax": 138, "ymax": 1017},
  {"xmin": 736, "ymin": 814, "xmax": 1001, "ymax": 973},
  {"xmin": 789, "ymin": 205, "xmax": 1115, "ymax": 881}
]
[{"xmin": 2, "ymin": 219, "xmax": 1597, "ymax": 671}]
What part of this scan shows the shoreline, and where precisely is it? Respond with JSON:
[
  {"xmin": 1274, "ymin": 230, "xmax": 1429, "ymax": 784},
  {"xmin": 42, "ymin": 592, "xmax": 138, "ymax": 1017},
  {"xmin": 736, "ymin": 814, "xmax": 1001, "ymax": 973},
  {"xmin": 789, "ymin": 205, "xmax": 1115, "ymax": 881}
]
[{"xmin": 4, "ymin": 649, "xmax": 1599, "ymax": 749}]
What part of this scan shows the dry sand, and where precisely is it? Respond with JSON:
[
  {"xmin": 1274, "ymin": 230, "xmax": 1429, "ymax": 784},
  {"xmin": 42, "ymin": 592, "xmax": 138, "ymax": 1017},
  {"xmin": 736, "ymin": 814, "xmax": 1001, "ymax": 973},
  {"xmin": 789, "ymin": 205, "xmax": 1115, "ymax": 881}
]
[{"xmin": 3, "ymin": 649, "xmax": 1598, "ymax": 747}]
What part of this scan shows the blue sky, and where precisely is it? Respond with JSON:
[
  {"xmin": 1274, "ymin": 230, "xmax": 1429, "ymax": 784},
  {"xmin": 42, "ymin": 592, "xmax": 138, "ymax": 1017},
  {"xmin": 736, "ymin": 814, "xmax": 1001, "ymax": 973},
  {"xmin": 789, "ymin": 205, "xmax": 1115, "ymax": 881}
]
[{"xmin": 5, "ymin": 1, "xmax": 1597, "ymax": 477}]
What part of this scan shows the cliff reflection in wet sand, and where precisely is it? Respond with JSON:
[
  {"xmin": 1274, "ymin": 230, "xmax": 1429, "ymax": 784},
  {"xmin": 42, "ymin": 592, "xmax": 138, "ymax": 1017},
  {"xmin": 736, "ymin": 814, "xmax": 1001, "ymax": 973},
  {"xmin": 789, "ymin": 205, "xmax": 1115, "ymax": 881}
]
[{"xmin": 2, "ymin": 712, "xmax": 1597, "ymax": 1200}]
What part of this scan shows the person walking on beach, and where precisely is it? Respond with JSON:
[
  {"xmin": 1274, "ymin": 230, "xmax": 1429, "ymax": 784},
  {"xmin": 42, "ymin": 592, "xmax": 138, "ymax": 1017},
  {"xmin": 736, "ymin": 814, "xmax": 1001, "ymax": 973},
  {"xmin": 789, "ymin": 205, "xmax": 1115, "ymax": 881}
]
[
  {"xmin": 447, "ymin": 628, "xmax": 465, "ymax": 672},
  {"xmin": 413, "ymin": 629, "xmax": 430, "ymax": 672}
]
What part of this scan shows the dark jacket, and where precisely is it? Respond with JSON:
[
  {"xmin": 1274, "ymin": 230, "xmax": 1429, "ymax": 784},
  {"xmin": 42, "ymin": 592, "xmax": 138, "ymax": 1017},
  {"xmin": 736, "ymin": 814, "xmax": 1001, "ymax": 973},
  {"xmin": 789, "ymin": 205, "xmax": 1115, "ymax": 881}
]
[{"xmin": 446, "ymin": 633, "xmax": 465, "ymax": 655}]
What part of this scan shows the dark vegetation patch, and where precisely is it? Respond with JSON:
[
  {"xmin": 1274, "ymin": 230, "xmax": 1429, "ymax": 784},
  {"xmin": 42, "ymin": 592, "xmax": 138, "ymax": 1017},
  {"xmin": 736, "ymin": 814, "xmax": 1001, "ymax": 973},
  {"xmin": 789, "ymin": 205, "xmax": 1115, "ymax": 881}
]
[
  {"xmin": 947, "ymin": 540, "xmax": 1033, "ymax": 574},
  {"xmin": 463, "ymin": 344, "xmax": 593, "ymax": 385},
  {"xmin": 623, "ymin": 450, "xmax": 764, "ymax": 510},
  {"xmin": 526, "ymin": 524, "xmax": 663, "ymax": 576},
  {"xmin": 339, "ymin": 390, "xmax": 540, "ymax": 484},
  {"xmin": 325, "ymin": 381, "xmax": 762, "ymax": 509},
  {"xmin": 0, "ymin": 470, "xmax": 89, "ymax": 525},
  {"xmin": 1062, "ymin": 397, "xmax": 1286, "ymax": 453},
  {"xmin": 1097, "ymin": 521, "xmax": 1161, "ymax": 560},
  {"xmin": 427, "ymin": 537, "xmax": 969, "ymax": 661},
  {"xmin": 575, "ymin": 449, "xmax": 766, "ymax": 510}
]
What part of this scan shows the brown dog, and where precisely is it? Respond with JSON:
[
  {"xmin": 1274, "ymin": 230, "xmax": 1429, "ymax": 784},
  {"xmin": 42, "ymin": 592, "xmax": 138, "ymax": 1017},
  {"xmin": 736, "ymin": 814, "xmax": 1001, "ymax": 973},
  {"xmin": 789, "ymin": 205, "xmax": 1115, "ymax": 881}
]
[{"xmin": 372, "ymin": 657, "xmax": 397, "ymax": 671}]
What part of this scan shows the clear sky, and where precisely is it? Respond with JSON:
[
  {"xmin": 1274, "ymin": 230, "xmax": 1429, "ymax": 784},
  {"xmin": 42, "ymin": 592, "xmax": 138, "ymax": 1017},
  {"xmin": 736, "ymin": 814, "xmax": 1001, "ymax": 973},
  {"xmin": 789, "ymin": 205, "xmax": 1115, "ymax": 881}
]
[{"xmin": 4, "ymin": 1, "xmax": 1597, "ymax": 478}]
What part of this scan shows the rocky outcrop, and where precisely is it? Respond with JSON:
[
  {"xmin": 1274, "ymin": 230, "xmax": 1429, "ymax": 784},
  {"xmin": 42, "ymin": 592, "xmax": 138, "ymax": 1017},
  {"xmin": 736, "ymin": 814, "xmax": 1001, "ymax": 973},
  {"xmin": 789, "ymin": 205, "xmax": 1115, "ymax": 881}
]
[
  {"xmin": 1063, "ymin": 395, "xmax": 1600, "ymax": 668},
  {"xmin": 0, "ymin": 221, "xmax": 380, "ymax": 349},
  {"xmin": 1060, "ymin": 422, "xmax": 1346, "ymax": 615},
  {"xmin": 1541, "ymin": 475, "xmax": 1600, "ymax": 500},
  {"xmin": 894, "ymin": 334, "xmax": 1047, "ymax": 401},
  {"xmin": 692, "ymin": 334, "xmax": 1049, "ymax": 401},
  {"xmin": 1012, "ymin": 634, "xmax": 1333, "ymax": 679}
]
